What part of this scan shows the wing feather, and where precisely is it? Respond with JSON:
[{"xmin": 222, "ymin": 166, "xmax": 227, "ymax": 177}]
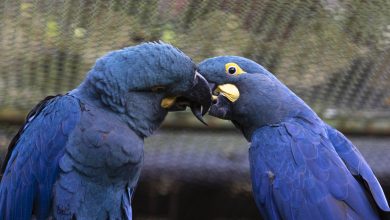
[
  {"xmin": 0, "ymin": 95, "xmax": 80, "ymax": 220},
  {"xmin": 249, "ymin": 116, "xmax": 383, "ymax": 219},
  {"xmin": 326, "ymin": 124, "xmax": 390, "ymax": 212}
]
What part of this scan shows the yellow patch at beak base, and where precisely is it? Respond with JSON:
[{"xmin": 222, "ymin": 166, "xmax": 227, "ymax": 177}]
[
  {"xmin": 161, "ymin": 96, "xmax": 177, "ymax": 108},
  {"xmin": 215, "ymin": 84, "xmax": 240, "ymax": 102}
]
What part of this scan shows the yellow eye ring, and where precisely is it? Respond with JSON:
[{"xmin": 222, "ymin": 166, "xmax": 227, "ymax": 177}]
[{"xmin": 225, "ymin": 63, "xmax": 245, "ymax": 75}]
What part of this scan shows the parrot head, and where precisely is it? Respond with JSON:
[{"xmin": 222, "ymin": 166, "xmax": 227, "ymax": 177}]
[
  {"xmin": 198, "ymin": 56, "xmax": 308, "ymax": 140},
  {"xmin": 73, "ymin": 42, "xmax": 211, "ymax": 137}
]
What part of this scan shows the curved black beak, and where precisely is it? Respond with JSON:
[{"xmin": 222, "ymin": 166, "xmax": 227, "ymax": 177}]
[
  {"xmin": 166, "ymin": 71, "xmax": 212, "ymax": 125},
  {"xmin": 185, "ymin": 71, "xmax": 212, "ymax": 125}
]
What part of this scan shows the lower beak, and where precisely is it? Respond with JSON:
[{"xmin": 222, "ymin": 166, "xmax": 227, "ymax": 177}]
[{"xmin": 161, "ymin": 72, "xmax": 212, "ymax": 125}]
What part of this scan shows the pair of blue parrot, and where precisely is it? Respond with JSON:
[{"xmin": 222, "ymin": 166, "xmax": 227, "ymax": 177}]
[{"xmin": 0, "ymin": 42, "xmax": 388, "ymax": 219}]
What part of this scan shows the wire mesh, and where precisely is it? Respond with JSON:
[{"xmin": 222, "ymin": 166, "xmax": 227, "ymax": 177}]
[{"xmin": 0, "ymin": 0, "xmax": 389, "ymax": 127}]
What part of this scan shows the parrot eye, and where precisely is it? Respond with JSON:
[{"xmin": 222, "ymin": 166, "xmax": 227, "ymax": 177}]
[
  {"xmin": 228, "ymin": 67, "xmax": 237, "ymax": 74},
  {"xmin": 151, "ymin": 86, "xmax": 166, "ymax": 92},
  {"xmin": 225, "ymin": 63, "xmax": 245, "ymax": 75}
]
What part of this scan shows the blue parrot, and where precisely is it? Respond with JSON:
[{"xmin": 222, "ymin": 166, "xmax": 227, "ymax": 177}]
[
  {"xmin": 0, "ymin": 42, "xmax": 211, "ymax": 219},
  {"xmin": 198, "ymin": 56, "xmax": 390, "ymax": 220}
]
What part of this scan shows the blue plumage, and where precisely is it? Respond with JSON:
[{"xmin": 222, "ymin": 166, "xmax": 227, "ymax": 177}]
[
  {"xmin": 0, "ymin": 95, "xmax": 80, "ymax": 219},
  {"xmin": 0, "ymin": 42, "xmax": 211, "ymax": 219},
  {"xmin": 198, "ymin": 56, "xmax": 389, "ymax": 219},
  {"xmin": 250, "ymin": 112, "xmax": 383, "ymax": 219}
]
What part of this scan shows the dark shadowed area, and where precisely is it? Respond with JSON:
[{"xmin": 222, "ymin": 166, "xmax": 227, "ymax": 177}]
[{"xmin": 1, "ymin": 125, "xmax": 389, "ymax": 219}]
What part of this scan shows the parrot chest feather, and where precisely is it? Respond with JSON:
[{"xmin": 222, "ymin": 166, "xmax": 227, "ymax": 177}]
[
  {"xmin": 66, "ymin": 104, "xmax": 143, "ymax": 175},
  {"xmin": 54, "ymin": 103, "xmax": 144, "ymax": 219}
]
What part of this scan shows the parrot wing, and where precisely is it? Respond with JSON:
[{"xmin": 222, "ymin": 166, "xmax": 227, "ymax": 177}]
[
  {"xmin": 326, "ymin": 124, "xmax": 390, "ymax": 212},
  {"xmin": 249, "ymin": 115, "xmax": 381, "ymax": 219},
  {"xmin": 0, "ymin": 95, "xmax": 81, "ymax": 220}
]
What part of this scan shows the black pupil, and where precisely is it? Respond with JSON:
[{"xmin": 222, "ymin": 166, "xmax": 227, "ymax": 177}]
[{"xmin": 228, "ymin": 67, "xmax": 236, "ymax": 74}]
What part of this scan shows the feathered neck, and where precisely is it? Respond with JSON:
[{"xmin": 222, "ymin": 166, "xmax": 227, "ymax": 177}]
[{"xmin": 69, "ymin": 78, "xmax": 167, "ymax": 138}]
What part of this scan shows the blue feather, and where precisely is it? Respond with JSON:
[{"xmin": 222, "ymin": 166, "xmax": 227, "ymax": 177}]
[
  {"xmin": 0, "ymin": 95, "xmax": 80, "ymax": 220},
  {"xmin": 249, "ymin": 113, "xmax": 383, "ymax": 219},
  {"xmin": 326, "ymin": 124, "xmax": 390, "ymax": 212}
]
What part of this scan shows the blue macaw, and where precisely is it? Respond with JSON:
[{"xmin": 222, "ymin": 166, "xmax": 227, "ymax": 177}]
[
  {"xmin": 0, "ymin": 42, "xmax": 211, "ymax": 219},
  {"xmin": 198, "ymin": 56, "xmax": 390, "ymax": 220}
]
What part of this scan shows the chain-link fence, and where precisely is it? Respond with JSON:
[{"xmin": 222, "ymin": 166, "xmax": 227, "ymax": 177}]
[
  {"xmin": 0, "ymin": 0, "xmax": 389, "ymax": 131},
  {"xmin": 0, "ymin": 1, "xmax": 390, "ymax": 219}
]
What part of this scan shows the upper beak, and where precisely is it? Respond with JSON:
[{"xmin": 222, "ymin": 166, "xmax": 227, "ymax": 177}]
[
  {"xmin": 214, "ymin": 84, "xmax": 240, "ymax": 102},
  {"xmin": 185, "ymin": 71, "xmax": 212, "ymax": 124},
  {"xmin": 161, "ymin": 71, "xmax": 212, "ymax": 125}
]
